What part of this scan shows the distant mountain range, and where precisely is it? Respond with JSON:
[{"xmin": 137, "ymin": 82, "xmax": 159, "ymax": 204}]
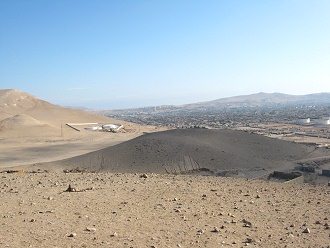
[
  {"xmin": 183, "ymin": 92, "xmax": 330, "ymax": 109},
  {"xmin": 106, "ymin": 92, "xmax": 330, "ymax": 113}
]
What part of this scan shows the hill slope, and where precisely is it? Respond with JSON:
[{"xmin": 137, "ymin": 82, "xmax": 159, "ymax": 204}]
[
  {"xmin": 184, "ymin": 92, "xmax": 330, "ymax": 109},
  {"xmin": 0, "ymin": 89, "xmax": 124, "ymax": 137},
  {"xmin": 49, "ymin": 129, "xmax": 323, "ymax": 177},
  {"xmin": 106, "ymin": 92, "xmax": 330, "ymax": 115}
]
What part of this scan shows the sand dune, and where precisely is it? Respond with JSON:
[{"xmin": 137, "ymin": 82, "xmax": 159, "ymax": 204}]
[{"xmin": 49, "ymin": 129, "xmax": 326, "ymax": 176}]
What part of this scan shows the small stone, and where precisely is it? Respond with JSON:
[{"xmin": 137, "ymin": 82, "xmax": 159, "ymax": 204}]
[
  {"xmin": 47, "ymin": 196, "xmax": 53, "ymax": 200},
  {"xmin": 85, "ymin": 227, "xmax": 97, "ymax": 232},
  {"xmin": 197, "ymin": 229, "xmax": 204, "ymax": 235},
  {"xmin": 68, "ymin": 233, "xmax": 77, "ymax": 237},
  {"xmin": 242, "ymin": 219, "xmax": 252, "ymax": 228},
  {"xmin": 244, "ymin": 237, "xmax": 254, "ymax": 243},
  {"xmin": 140, "ymin": 174, "xmax": 148, "ymax": 178},
  {"xmin": 110, "ymin": 232, "xmax": 118, "ymax": 237},
  {"xmin": 302, "ymin": 228, "xmax": 310, "ymax": 234},
  {"xmin": 30, "ymin": 219, "xmax": 36, "ymax": 222},
  {"xmin": 243, "ymin": 223, "xmax": 251, "ymax": 228},
  {"xmin": 315, "ymin": 220, "xmax": 321, "ymax": 225},
  {"xmin": 211, "ymin": 227, "xmax": 220, "ymax": 233},
  {"xmin": 65, "ymin": 184, "xmax": 76, "ymax": 192}
]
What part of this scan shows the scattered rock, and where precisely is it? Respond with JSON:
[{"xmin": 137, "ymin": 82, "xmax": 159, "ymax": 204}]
[
  {"xmin": 302, "ymin": 228, "xmax": 310, "ymax": 234},
  {"xmin": 65, "ymin": 184, "xmax": 76, "ymax": 192},
  {"xmin": 85, "ymin": 227, "xmax": 96, "ymax": 232},
  {"xmin": 1, "ymin": 170, "xmax": 20, "ymax": 174},
  {"xmin": 211, "ymin": 227, "xmax": 220, "ymax": 233},
  {"xmin": 140, "ymin": 174, "xmax": 148, "ymax": 178},
  {"xmin": 244, "ymin": 237, "xmax": 254, "ymax": 243},
  {"xmin": 68, "ymin": 233, "xmax": 77, "ymax": 237},
  {"xmin": 242, "ymin": 219, "xmax": 252, "ymax": 228},
  {"xmin": 63, "ymin": 168, "xmax": 87, "ymax": 173}
]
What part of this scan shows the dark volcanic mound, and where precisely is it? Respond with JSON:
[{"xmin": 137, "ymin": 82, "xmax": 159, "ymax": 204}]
[{"xmin": 49, "ymin": 129, "xmax": 316, "ymax": 177}]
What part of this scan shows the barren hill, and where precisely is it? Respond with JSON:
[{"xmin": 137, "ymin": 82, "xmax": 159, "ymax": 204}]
[
  {"xmin": 49, "ymin": 129, "xmax": 325, "ymax": 177},
  {"xmin": 0, "ymin": 89, "xmax": 126, "ymax": 137},
  {"xmin": 0, "ymin": 114, "xmax": 58, "ymax": 137},
  {"xmin": 106, "ymin": 92, "xmax": 330, "ymax": 115},
  {"xmin": 185, "ymin": 92, "xmax": 330, "ymax": 109},
  {"xmin": 0, "ymin": 114, "xmax": 44, "ymax": 128}
]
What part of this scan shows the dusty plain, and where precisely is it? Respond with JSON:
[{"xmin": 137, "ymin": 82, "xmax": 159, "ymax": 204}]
[{"xmin": 0, "ymin": 172, "xmax": 329, "ymax": 248}]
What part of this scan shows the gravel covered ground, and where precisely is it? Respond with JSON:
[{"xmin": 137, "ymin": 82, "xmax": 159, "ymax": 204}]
[{"xmin": 0, "ymin": 171, "xmax": 329, "ymax": 248}]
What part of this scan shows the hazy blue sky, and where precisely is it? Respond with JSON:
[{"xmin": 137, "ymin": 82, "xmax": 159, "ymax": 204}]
[{"xmin": 0, "ymin": 0, "xmax": 330, "ymax": 109}]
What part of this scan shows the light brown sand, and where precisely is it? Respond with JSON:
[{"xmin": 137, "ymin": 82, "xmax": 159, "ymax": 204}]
[
  {"xmin": 0, "ymin": 89, "xmax": 165, "ymax": 168},
  {"xmin": 0, "ymin": 172, "xmax": 329, "ymax": 248}
]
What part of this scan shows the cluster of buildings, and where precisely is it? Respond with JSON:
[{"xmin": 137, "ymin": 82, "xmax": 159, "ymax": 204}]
[
  {"xmin": 296, "ymin": 118, "xmax": 330, "ymax": 126},
  {"xmin": 66, "ymin": 123, "xmax": 124, "ymax": 133}
]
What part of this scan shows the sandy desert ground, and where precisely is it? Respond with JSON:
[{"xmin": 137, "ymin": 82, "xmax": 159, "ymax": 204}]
[
  {"xmin": 1, "ymin": 89, "xmax": 330, "ymax": 248},
  {"xmin": 0, "ymin": 171, "xmax": 329, "ymax": 248}
]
